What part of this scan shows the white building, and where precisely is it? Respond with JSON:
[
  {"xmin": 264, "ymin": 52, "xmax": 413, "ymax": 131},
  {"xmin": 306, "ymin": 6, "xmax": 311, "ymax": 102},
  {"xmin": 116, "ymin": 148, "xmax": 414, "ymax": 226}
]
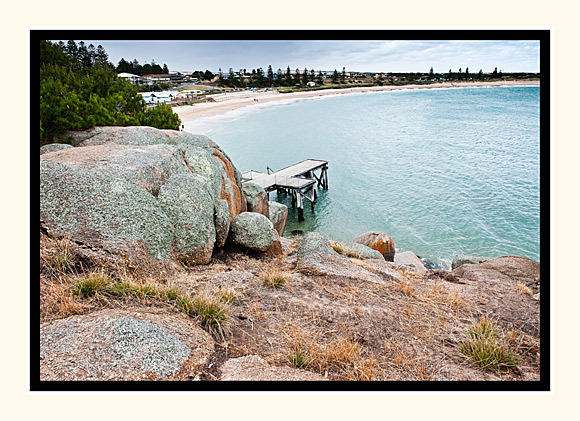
[
  {"xmin": 117, "ymin": 72, "xmax": 141, "ymax": 84},
  {"xmin": 138, "ymin": 91, "xmax": 176, "ymax": 104}
]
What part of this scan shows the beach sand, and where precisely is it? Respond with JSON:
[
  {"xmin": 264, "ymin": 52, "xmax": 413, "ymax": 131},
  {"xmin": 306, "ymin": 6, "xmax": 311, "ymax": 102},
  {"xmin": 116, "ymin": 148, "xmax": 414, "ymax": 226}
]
[{"xmin": 172, "ymin": 80, "xmax": 539, "ymax": 124}]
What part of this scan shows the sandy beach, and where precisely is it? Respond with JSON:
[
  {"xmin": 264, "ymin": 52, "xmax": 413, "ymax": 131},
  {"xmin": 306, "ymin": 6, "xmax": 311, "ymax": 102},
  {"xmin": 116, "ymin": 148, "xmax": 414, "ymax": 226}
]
[{"xmin": 172, "ymin": 79, "xmax": 539, "ymax": 124}]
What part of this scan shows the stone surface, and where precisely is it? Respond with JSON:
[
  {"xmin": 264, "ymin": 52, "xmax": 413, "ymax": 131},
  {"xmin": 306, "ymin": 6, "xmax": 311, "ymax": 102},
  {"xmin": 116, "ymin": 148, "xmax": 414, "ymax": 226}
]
[
  {"xmin": 268, "ymin": 201, "xmax": 288, "ymax": 236},
  {"xmin": 229, "ymin": 212, "xmax": 276, "ymax": 252},
  {"xmin": 452, "ymin": 255, "xmax": 488, "ymax": 269},
  {"xmin": 453, "ymin": 255, "xmax": 540, "ymax": 290},
  {"xmin": 40, "ymin": 158, "xmax": 173, "ymax": 260},
  {"xmin": 393, "ymin": 251, "xmax": 427, "ymax": 273},
  {"xmin": 40, "ymin": 308, "xmax": 214, "ymax": 381},
  {"xmin": 338, "ymin": 241, "xmax": 384, "ymax": 260},
  {"xmin": 40, "ymin": 143, "xmax": 73, "ymax": 154},
  {"xmin": 353, "ymin": 231, "xmax": 395, "ymax": 261},
  {"xmin": 158, "ymin": 173, "xmax": 216, "ymax": 265},
  {"xmin": 220, "ymin": 355, "xmax": 325, "ymax": 381},
  {"xmin": 214, "ymin": 199, "xmax": 231, "ymax": 248},
  {"xmin": 263, "ymin": 230, "xmax": 284, "ymax": 257},
  {"xmin": 242, "ymin": 182, "xmax": 270, "ymax": 218}
]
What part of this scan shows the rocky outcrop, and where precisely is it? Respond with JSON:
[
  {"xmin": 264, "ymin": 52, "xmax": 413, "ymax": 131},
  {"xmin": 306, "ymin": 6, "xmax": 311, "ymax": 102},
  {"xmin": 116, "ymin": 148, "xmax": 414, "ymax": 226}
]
[
  {"xmin": 452, "ymin": 255, "xmax": 489, "ymax": 269},
  {"xmin": 40, "ymin": 143, "xmax": 73, "ymax": 155},
  {"xmin": 453, "ymin": 255, "xmax": 540, "ymax": 290},
  {"xmin": 40, "ymin": 126, "xmax": 246, "ymax": 265},
  {"xmin": 394, "ymin": 251, "xmax": 427, "ymax": 272},
  {"xmin": 268, "ymin": 201, "xmax": 288, "ymax": 236},
  {"xmin": 242, "ymin": 182, "xmax": 269, "ymax": 218},
  {"xmin": 337, "ymin": 241, "xmax": 384, "ymax": 260},
  {"xmin": 158, "ymin": 173, "xmax": 216, "ymax": 265},
  {"xmin": 353, "ymin": 231, "xmax": 395, "ymax": 261},
  {"xmin": 40, "ymin": 308, "xmax": 214, "ymax": 381},
  {"xmin": 228, "ymin": 212, "xmax": 276, "ymax": 252}
]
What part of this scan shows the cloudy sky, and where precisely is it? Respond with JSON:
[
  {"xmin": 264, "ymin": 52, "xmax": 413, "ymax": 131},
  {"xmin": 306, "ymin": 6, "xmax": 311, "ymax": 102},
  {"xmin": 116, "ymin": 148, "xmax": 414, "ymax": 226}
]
[{"xmin": 80, "ymin": 39, "xmax": 540, "ymax": 74}]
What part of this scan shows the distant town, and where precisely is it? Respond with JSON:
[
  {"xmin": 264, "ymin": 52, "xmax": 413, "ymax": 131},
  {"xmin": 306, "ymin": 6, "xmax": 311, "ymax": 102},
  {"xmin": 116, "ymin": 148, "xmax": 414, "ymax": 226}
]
[{"xmin": 118, "ymin": 67, "xmax": 539, "ymax": 106}]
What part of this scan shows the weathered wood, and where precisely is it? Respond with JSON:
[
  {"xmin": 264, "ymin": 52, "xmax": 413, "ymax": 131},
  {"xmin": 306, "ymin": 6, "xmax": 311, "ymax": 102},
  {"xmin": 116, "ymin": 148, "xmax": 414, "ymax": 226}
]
[{"xmin": 242, "ymin": 159, "xmax": 328, "ymax": 223}]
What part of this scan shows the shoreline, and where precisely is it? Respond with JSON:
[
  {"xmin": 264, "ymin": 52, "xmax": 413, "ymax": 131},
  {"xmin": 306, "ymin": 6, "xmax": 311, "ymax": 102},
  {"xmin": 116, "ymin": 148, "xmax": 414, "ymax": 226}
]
[{"xmin": 172, "ymin": 79, "xmax": 539, "ymax": 124}]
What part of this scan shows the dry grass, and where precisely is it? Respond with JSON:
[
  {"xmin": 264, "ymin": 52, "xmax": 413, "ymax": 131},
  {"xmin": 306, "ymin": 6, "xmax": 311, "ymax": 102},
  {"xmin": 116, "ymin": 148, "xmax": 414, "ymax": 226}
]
[
  {"xmin": 261, "ymin": 264, "xmax": 288, "ymax": 289},
  {"xmin": 279, "ymin": 320, "xmax": 379, "ymax": 380},
  {"xmin": 515, "ymin": 282, "xmax": 534, "ymax": 296},
  {"xmin": 395, "ymin": 280, "xmax": 416, "ymax": 297}
]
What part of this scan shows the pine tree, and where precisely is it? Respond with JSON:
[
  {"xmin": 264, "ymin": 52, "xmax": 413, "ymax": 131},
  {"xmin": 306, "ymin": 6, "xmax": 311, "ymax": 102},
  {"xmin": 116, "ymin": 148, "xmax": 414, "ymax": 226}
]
[
  {"xmin": 96, "ymin": 45, "xmax": 109, "ymax": 66},
  {"xmin": 267, "ymin": 65, "xmax": 274, "ymax": 86},
  {"xmin": 65, "ymin": 40, "xmax": 78, "ymax": 58},
  {"xmin": 163, "ymin": 64, "xmax": 169, "ymax": 74},
  {"xmin": 332, "ymin": 69, "xmax": 339, "ymax": 83}
]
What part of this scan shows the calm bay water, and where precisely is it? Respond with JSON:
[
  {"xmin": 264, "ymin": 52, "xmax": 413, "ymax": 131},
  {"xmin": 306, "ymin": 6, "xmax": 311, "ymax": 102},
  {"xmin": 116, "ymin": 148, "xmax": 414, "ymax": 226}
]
[{"xmin": 185, "ymin": 86, "xmax": 540, "ymax": 268}]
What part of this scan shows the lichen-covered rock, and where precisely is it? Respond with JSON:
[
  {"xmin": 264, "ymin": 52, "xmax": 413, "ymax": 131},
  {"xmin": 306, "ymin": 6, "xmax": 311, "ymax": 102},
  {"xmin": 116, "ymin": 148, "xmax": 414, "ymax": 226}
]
[
  {"xmin": 451, "ymin": 255, "xmax": 488, "ymax": 269},
  {"xmin": 158, "ymin": 173, "xmax": 216, "ymax": 265},
  {"xmin": 40, "ymin": 127, "xmax": 247, "ymax": 266},
  {"xmin": 242, "ymin": 182, "xmax": 270, "ymax": 218},
  {"xmin": 40, "ymin": 143, "xmax": 73, "ymax": 155},
  {"xmin": 214, "ymin": 199, "xmax": 231, "ymax": 248},
  {"xmin": 229, "ymin": 212, "xmax": 275, "ymax": 252},
  {"xmin": 297, "ymin": 232, "xmax": 339, "ymax": 275},
  {"xmin": 40, "ymin": 308, "xmax": 214, "ymax": 381},
  {"xmin": 338, "ymin": 241, "xmax": 384, "ymax": 260},
  {"xmin": 268, "ymin": 201, "xmax": 288, "ymax": 236},
  {"xmin": 40, "ymin": 159, "xmax": 173, "ymax": 260},
  {"xmin": 41, "ymin": 143, "xmax": 186, "ymax": 197},
  {"xmin": 353, "ymin": 231, "xmax": 395, "ymax": 261}
]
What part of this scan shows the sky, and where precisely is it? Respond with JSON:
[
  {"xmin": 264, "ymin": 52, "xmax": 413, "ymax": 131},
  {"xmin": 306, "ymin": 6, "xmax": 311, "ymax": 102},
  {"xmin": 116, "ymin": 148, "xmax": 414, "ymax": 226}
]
[{"xmin": 78, "ymin": 39, "xmax": 540, "ymax": 74}]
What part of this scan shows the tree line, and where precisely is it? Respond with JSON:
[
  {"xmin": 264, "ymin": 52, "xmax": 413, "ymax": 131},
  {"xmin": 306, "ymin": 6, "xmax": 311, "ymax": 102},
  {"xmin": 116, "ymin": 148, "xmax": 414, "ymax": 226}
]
[
  {"xmin": 217, "ymin": 65, "xmax": 330, "ymax": 89},
  {"xmin": 40, "ymin": 40, "xmax": 181, "ymax": 144}
]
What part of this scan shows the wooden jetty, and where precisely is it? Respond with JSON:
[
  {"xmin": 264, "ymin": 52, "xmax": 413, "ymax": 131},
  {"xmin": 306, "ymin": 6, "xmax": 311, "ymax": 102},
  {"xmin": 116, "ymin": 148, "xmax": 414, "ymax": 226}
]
[{"xmin": 242, "ymin": 159, "xmax": 328, "ymax": 221}]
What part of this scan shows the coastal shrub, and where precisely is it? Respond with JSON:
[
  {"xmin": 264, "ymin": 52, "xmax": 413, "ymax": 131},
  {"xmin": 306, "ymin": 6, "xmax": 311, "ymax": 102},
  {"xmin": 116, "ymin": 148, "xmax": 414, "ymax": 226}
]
[
  {"xmin": 39, "ymin": 40, "xmax": 181, "ymax": 144},
  {"xmin": 459, "ymin": 317, "xmax": 519, "ymax": 371}
]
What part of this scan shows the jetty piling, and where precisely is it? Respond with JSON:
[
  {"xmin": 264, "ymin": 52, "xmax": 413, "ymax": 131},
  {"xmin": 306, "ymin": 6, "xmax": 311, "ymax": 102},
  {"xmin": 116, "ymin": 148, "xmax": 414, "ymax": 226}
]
[{"xmin": 242, "ymin": 159, "xmax": 328, "ymax": 222}]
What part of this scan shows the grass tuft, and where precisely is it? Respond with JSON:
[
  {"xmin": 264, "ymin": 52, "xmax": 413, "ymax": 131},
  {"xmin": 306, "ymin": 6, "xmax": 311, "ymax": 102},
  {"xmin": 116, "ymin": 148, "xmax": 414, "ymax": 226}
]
[
  {"xmin": 262, "ymin": 265, "xmax": 287, "ymax": 289},
  {"xmin": 459, "ymin": 317, "xmax": 519, "ymax": 371},
  {"xmin": 288, "ymin": 346, "xmax": 312, "ymax": 369},
  {"xmin": 515, "ymin": 282, "xmax": 534, "ymax": 296},
  {"xmin": 72, "ymin": 271, "xmax": 111, "ymax": 296}
]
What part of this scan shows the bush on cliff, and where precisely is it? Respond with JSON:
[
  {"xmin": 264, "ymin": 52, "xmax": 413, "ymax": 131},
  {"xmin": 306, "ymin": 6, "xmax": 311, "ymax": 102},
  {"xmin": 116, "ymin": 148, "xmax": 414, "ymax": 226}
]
[{"xmin": 39, "ymin": 40, "xmax": 182, "ymax": 144}]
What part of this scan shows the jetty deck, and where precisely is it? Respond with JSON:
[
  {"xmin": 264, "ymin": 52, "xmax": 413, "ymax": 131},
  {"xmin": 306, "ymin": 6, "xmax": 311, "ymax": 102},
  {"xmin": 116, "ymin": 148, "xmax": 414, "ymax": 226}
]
[{"xmin": 242, "ymin": 159, "xmax": 329, "ymax": 221}]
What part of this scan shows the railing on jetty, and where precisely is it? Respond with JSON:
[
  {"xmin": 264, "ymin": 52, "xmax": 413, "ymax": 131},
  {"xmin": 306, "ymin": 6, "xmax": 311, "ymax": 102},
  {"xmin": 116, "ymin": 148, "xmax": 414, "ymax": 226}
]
[{"xmin": 242, "ymin": 159, "xmax": 328, "ymax": 221}]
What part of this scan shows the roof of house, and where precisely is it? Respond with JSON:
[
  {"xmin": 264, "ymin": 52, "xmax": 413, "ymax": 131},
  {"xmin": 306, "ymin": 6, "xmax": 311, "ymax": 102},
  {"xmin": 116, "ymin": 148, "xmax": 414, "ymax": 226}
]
[{"xmin": 118, "ymin": 72, "xmax": 140, "ymax": 78}]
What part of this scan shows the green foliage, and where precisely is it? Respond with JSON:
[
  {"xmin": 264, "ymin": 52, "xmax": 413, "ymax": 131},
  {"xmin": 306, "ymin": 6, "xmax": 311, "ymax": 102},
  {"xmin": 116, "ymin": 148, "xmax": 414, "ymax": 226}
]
[
  {"xmin": 72, "ymin": 272, "xmax": 111, "ymax": 296},
  {"xmin": 289, "ymin": 346, "xmax": 312, "ymax": 368},
  {"xmin": 39, "ymin": 40, "xmax": 181, "ymax": 144},
  {"xmin": 140, "ymin": 103, "xmax": 181, "ymax": 129}
]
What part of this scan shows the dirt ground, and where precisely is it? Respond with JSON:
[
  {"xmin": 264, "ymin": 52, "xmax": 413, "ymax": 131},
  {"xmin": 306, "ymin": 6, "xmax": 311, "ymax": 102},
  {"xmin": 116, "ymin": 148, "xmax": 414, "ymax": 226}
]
[{"xmin": 39, "ymin": 230, "xmax": 541, "ymax": 383}]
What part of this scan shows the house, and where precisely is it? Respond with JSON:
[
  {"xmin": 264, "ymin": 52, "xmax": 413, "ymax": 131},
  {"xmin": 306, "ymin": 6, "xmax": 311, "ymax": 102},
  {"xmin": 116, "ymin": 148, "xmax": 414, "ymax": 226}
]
[
  {"xmin": 307, "ymin": 81, "xmax": 316, "ymax": 87},
  {"xmin": 117, "ymin": 72, "xmax": 141, "ymax": 84},
  {"xmin": 138, "ymin": 91, "xmax": 176, "ymax": 104},
  {"xmin": 141, "ymin": 74, "xmax": 171, "ymax": 84}
]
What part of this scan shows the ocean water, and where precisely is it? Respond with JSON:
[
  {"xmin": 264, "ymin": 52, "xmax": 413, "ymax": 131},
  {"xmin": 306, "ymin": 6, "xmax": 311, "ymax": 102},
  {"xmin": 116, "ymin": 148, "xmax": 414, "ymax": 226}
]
[{"xmin": 184, "ymin": 86, "xmax": 540, "ymax": 268}]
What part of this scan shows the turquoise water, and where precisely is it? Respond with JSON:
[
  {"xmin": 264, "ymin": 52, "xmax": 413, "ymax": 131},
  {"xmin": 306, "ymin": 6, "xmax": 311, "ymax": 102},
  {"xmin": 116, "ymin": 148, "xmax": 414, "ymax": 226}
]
[{"xmin": 185, "ymin": 86, "xmax": 540, "ymax": 268}]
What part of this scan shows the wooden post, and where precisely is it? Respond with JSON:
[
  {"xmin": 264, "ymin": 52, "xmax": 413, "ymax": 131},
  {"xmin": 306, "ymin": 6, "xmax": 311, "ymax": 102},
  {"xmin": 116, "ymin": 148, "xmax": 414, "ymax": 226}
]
[{"xmin": 297, "ymin": 191, "xmax": 304, "ymax": 221}]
